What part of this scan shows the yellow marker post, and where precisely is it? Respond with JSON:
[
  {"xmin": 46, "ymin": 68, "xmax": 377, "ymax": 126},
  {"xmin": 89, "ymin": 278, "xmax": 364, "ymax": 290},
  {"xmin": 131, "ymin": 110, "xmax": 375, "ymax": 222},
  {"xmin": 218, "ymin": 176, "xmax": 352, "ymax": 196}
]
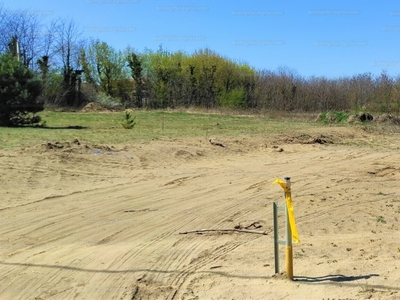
[
  {"xmin": 284, "ymin": 177, "xmax": 293, "ymax": 280},
  {"xmin": 272, "ymin": 176, "xmax": 300, "ymax": 280}
]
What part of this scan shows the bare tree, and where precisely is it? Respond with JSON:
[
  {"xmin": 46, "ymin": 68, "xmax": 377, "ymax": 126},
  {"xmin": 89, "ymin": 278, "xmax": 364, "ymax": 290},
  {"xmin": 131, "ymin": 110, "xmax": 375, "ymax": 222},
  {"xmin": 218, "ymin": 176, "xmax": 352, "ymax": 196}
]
[
  {"xmin": 52, "ymin": 18, "xmax": 84, "ymax": 106},
  {"xmin": 0, "ymin": 7, "xmax": 43, "ymax": 69},
  {"xmin": 39, "ymin": 20, "xmax": 58, "ymax": 58}
]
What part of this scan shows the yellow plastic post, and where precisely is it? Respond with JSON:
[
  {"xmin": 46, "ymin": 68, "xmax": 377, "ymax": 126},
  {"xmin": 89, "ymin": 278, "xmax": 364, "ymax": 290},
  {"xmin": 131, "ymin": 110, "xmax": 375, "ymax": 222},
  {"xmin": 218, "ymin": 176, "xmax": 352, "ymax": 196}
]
[
  {"xmin": 286, "ymin": 245, "xmax": 293, "ymax": 280},
  {"xmin": 272, "ymin": 176, "xmax": 299, "ymax": 280},
  {"xmin": 284, "ymin": 176, "xmax": 293, "ymax": 280}
]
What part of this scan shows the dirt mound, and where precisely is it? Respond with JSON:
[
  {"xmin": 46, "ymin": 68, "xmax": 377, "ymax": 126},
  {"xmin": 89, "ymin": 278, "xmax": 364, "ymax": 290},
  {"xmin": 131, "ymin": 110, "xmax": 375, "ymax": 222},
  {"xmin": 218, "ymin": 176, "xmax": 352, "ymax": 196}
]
[
  {"xmin": 281, "ymin": 134, "xmax": 333, "ymax": 144},
  {"xmin": 81, "ymin": 102, "xmax": 109, "ymax": 112},
  {"xmin": 374, "ymin": 114, "xmax": 400, "ymax": 125},
  {"xmin": 359, "ymin": 112, "xmax": 374, "ymax": 121},
  {"xmin": 282, "ymin": 134, "xmax": 312, "ymax": 144},
  {"xmin": 174, "ymin": 149, "xmax": 194, "ymax": 160},
  {"xmin": 42, "ymin": 138, "xmax": 87, "ymax": 150},
  {"xmin": 347, "ymin": 112, "xmax": 374, "ymax": 123},
  {"xmin": 41, "ymin": 139, "xmax": 115, "ymax": 154},
  {"xmin": 305, "ymin": 135, "xmax": 333, "ymax": 144},
  {"xmin": 348, "ymin": 112, "xmax": 400, "ymax": 124}
]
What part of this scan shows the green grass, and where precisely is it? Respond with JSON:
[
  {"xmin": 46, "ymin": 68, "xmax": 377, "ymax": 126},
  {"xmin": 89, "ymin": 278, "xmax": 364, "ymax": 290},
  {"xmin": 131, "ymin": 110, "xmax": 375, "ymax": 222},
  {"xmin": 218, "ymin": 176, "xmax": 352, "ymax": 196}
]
[
  {"xmin": 318, "ymin": 111, "xmax": 350, "ymax": 123},
  {"xmin": 0, "ymin": 110, "xmax": 324, "ymax": 149},
  {"xmin": 377, "ymin": 216, "xmax": 387, "ymax": 223}
]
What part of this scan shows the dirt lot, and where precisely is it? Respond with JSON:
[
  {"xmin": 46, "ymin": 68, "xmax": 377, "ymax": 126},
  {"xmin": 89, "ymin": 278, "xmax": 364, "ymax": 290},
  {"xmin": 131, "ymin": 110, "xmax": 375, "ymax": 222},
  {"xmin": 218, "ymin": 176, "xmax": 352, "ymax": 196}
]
[{"xmin": 0, "ymin": 126, "xmax": 399, "ymax": 300}]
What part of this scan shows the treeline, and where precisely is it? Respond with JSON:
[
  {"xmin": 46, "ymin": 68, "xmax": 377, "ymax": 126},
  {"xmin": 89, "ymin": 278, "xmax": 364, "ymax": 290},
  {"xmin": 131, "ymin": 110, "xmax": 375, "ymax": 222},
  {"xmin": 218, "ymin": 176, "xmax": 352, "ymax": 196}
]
[
  {"xmin": 255, "ymin": 70, "xmax": 400, "ymax": 113},
  {"xmin": 2, "ymin": 5, "xmax": 400, "ymax": 113}
]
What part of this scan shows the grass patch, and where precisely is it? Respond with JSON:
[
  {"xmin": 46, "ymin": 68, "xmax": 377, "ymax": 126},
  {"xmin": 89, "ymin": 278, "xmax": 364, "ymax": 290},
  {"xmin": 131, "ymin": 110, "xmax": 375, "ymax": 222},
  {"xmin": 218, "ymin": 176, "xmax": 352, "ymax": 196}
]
[
  {"xmin": 317, "ymin": 111, "xmax": 349, "ymax": 124},
  {"xmin": 0, "ymin": 109, "xmax": 330, "ymax": 149},
  {"xmin": 377, "ymin": 216, "xmax": 387, "ymax": 224}
]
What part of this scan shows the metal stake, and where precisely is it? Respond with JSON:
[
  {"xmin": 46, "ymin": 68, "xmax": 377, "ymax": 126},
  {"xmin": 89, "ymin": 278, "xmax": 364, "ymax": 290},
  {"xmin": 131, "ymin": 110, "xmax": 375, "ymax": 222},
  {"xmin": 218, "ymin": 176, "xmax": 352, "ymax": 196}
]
[{"xmin": 273, "ymin": 202, "xmax": 279, "ymax": 274}]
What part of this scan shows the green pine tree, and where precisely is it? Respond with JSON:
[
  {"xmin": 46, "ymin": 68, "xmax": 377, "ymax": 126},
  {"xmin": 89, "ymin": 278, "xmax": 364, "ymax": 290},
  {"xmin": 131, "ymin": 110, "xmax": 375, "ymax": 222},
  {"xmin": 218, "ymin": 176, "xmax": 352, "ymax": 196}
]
[{"xmin": 0, "ymin": 53, "xmax": 43, "ymax": 127}]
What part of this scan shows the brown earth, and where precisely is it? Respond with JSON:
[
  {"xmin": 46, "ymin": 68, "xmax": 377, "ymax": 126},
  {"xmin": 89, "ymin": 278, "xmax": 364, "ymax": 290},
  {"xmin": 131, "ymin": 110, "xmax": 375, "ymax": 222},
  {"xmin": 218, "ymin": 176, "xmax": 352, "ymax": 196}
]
[
  {"xmin": 81, "ymin": 102, "xmax": 110, "ymax": 113},
  {"xmin": 0, "ymin": 126, "xmax": 399, "ymax": 300}
]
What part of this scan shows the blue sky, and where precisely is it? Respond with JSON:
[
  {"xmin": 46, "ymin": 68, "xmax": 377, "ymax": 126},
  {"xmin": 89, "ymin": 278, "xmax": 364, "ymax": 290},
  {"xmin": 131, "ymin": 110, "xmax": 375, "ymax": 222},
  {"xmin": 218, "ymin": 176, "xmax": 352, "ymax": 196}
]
[{"xmin": 3, "ymin": 0, "xmax": 400, "ymax": 78}]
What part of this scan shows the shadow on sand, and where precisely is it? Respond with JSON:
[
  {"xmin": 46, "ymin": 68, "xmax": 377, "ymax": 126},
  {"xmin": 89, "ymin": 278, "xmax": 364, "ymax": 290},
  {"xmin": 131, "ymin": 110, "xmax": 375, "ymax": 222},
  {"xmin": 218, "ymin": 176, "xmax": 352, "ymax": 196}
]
[
  {"xmin": 294, "ymin": 273, "xmax": 379, "ymax": 283},
  {"xmin": 1, "ymin": 262, "xmax": 398, "ymax": 292}
]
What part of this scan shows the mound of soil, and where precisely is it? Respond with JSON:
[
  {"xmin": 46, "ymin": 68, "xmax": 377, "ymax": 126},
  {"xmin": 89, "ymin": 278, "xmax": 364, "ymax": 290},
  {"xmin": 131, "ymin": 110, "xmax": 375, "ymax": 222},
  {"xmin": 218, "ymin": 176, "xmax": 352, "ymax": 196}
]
[
  {"xmin": 281, "ymin": 134, "xmax": 333, "ymax": 144},
  {"xmin": 42, "ymin": 138, "xmax": 86, "ymax": 150},
  {"xmin": 347, "ymin": 112, "xmax": 374, "ymax": 123},
  {"xmin": 306, "ymin": 135, "xmax": 333, "ymax": 144},
  {"xmin": 41, "ymin": 139, "xmax": 115, "ymax": 154},
  {"xmin": 81, "ymin": 102, "xmax": 109, "ymax": 112},
  {"xmin": 174, "ymin": 150, "xmax": 194, "ymax": 159},
  {"xmin": 374, "ymin": 114, "xmax": 400, "ymax": 125}
]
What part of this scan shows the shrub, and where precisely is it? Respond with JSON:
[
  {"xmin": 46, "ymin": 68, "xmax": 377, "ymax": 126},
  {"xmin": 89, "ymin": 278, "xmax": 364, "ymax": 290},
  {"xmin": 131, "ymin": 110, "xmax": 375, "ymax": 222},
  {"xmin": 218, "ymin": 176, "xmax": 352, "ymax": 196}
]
[
  {"xmin": 316, "ymin": 111, "xmax": 349, "ymax": 124},
  {"xmin": 96, "ymin": 92, "xmax": 122, "ymax": 110}
]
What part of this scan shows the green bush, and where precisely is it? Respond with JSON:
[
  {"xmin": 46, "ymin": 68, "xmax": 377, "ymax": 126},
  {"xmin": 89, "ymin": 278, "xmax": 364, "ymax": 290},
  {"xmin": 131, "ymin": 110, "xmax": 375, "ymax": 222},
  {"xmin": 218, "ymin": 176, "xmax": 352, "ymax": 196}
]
[{"xmin": 317, "ymin": 111, "xmax": 349, "ymax": 124}]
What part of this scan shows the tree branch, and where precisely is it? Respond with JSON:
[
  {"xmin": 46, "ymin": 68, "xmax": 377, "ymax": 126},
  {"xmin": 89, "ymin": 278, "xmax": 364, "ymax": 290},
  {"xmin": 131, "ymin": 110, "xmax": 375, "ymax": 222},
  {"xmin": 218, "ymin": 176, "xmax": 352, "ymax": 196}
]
[{"xmin": 179, "ymin": 228, "xmax": 270, "ymax": 235}]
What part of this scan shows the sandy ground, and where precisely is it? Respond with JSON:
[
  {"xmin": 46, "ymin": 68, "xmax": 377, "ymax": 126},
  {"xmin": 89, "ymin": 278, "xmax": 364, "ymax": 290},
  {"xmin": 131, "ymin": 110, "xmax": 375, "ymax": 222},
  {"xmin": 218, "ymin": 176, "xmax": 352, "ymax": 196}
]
[{"xmin": 0, "ymin": 126, "xmax": 400, "ymax": 300}]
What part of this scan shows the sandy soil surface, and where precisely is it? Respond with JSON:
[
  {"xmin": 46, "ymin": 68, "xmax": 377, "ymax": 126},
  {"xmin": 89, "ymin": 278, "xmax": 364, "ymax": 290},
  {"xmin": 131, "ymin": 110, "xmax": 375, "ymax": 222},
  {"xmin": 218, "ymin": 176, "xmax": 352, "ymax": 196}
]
[{"xmin": 0, "ymin": 126, "xmax": 400, "ymax": 300}]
